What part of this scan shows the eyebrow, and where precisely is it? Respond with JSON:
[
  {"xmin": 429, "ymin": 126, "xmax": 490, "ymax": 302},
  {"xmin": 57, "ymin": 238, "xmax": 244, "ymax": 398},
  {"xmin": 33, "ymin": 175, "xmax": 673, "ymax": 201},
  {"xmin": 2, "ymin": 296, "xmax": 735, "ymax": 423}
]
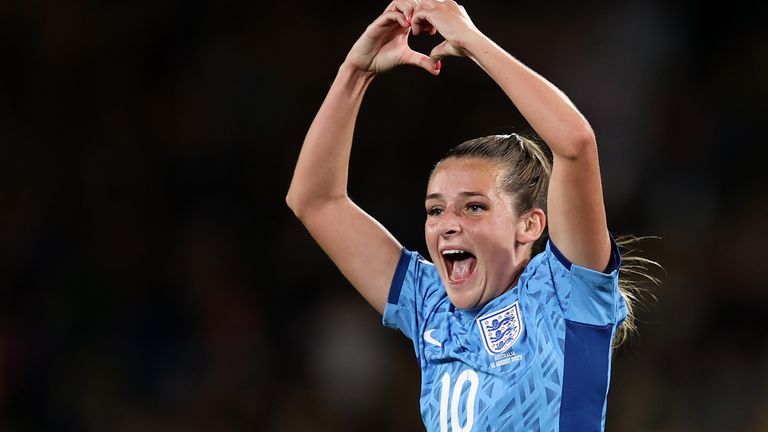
[{"xmin": 425, "ymin": 191, "xmax": 487, "ymax": 201}]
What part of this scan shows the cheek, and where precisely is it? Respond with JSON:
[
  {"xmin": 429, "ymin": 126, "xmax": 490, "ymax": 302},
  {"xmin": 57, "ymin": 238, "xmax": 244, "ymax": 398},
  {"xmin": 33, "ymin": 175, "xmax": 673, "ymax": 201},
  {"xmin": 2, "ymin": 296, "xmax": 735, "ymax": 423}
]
[
  {"xmin": 469, "ymin": 219, "xmax": 517, "ymax": 254},
  {"xmin": 424, "ymin": 224, "xmax": 442, "ymax": 265},
  {"xmin": 424, "ymin": 221, "xmax": 438, "ymax": 245}
]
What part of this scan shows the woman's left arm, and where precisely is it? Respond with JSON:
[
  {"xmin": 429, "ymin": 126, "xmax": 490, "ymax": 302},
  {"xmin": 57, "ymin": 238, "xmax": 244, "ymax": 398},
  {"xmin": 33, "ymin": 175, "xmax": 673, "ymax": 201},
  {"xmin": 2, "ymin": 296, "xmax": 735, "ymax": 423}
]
[{"xmin": 412, "ymin": 0, "xmax": 611, "ymax": 271}]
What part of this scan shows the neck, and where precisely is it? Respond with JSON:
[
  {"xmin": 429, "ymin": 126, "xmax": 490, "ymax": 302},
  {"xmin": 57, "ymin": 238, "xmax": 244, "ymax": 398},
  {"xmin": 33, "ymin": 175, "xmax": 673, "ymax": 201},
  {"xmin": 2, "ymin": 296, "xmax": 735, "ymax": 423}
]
[{"xmin": 504, "ymin": 254, "xmax": 531, "ymax": 295}]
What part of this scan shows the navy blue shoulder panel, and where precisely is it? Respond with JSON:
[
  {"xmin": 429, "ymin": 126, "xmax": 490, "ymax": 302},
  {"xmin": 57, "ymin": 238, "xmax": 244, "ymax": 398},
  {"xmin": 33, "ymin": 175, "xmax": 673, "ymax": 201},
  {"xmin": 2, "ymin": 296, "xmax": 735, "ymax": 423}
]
[
  {"xmin": 549, "ymin": 240, "xmax": 572, "ymax": 270},
  {"xmin": 387, "ymin": 248, "xmax": 411, "ymax": 305},
  {"xmin": 559, "ymin": 320, "xmax": 613, "ymax": 432}
]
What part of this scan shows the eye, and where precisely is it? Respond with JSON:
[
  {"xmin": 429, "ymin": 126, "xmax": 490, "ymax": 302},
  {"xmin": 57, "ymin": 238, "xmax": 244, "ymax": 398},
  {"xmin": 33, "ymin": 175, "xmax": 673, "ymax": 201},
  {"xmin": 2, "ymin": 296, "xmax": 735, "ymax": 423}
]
[
  {"xmin": 466, "ymin": 203, "xmax": 487, "ymax": 214},
  {"xmin": 426, "ymin": 206, "xmax": 444, "ymax": 217}
]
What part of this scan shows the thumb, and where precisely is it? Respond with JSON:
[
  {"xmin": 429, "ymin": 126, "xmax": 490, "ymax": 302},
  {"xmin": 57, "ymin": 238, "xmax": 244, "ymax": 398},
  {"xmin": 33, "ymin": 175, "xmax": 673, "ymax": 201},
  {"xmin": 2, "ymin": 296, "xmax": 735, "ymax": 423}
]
[
  {"xmin": 402, "ymin": 50, "xmax": 442, "ymax": 76},
  {"xmin": 429, "ymin": 40, "xmax": 461, "ymax": 61}
]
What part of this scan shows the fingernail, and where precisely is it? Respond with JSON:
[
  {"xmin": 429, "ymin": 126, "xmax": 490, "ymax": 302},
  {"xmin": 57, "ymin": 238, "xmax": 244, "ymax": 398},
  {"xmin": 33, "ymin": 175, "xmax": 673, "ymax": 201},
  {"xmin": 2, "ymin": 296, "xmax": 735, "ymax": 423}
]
[{"xmin": 435, "ymin": 60, "xmax": 442, "ymax": 70}]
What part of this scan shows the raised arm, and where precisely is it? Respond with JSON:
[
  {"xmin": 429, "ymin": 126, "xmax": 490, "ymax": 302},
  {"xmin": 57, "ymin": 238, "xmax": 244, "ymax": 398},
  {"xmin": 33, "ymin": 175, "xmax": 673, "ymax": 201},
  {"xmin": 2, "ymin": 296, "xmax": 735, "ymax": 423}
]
[
  {"xmin": 411, "ymin": 0, "xmax": 611, "ymax": 271},
  {"xmin": 286, "ymin": 2, "xmax": 440, "ymax": 313}
]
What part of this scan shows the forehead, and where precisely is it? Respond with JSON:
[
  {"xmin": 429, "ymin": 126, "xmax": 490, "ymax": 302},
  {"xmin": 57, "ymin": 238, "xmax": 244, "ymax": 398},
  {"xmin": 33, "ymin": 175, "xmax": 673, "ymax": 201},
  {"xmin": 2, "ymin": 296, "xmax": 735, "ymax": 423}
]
[{"xmin": 427, "ymin": 158, "xmax": 504, "ymax": 195}]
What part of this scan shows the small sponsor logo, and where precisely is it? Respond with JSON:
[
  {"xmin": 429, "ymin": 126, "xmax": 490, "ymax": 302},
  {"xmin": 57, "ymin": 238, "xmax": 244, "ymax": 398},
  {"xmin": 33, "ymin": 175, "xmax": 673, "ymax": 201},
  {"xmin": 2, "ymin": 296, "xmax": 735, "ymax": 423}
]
[{"xmin": 423, "ymin": 329, "xmax": 442, "ymax": 347}]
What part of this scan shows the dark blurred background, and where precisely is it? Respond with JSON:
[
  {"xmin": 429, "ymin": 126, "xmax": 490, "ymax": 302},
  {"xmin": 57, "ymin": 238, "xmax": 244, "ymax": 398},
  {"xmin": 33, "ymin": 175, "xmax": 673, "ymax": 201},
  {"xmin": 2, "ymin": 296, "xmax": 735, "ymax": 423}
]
[{"xmin": 1, "ymin": 0, "xmax": 766, "ymax": 431}]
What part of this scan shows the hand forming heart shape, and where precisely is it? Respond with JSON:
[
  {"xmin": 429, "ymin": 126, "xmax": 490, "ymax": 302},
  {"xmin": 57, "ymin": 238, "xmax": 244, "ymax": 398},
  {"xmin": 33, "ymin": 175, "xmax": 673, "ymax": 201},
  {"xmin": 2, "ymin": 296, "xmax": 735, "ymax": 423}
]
[{"xmin": 344, "ymin": 0, "xmax": 478, "ymax": 76}]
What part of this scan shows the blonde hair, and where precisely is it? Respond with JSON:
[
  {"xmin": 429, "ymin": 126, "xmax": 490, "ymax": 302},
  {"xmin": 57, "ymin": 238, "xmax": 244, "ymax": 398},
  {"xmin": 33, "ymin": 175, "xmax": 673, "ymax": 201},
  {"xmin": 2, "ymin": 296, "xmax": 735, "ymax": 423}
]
[
  {"xmin": 612, "ymin": 235, "xmax": 662, "ymax": 348},
  {"xmin": 435, "ymin": 133, "xmax": 661, "ymax": 348}
]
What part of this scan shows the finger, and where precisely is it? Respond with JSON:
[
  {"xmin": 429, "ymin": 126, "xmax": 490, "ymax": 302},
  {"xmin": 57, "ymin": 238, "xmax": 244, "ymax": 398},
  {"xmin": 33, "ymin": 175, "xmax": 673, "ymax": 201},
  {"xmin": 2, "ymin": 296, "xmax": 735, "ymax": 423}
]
[
  {"xmin": 414, "ymin": 14, "xmax": 435, "ymax": 35},
  {"xmin": 410, "ymin": 12, "xmax": 433, "ymax": 36},
  {"xmin": 429, "ymin": 40, "xmax": 457, "ymax": 60},
  {"xmin": 393, "ymin": 0, "xmax": 418, "ymax": 23},
  {"xmin": 387, "ymin": 0, "xmax": 420, "ymax": 18},
  {"xmin": 418, "ymin": 22, "xmax": 435, "ymax": 35},
  {"xmin": 373, "ymin": 10, "xmax": 411, "ymax": 30},
  {"xmin": 414, "ymin": 0, "xmax": 440, "ymax": 13},
  {"xmin": 402, "ymin": 50, "xmax": 442, "ymax": 76}
]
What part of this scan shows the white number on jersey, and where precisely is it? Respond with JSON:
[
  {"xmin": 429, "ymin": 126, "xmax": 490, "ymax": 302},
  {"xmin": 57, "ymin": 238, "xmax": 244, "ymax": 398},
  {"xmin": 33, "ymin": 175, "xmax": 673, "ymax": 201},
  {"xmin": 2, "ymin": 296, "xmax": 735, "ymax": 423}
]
[{"xmin": 439, "ymin": 369, "xmax": 479, "ymax": 432}]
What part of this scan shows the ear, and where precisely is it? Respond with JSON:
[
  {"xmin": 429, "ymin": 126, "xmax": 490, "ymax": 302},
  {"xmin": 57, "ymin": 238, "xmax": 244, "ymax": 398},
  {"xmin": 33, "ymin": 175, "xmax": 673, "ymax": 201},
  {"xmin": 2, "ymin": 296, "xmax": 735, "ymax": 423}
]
[{"xmin": 516, "ymin": 208, "xmax": 546, "ymax": 244}]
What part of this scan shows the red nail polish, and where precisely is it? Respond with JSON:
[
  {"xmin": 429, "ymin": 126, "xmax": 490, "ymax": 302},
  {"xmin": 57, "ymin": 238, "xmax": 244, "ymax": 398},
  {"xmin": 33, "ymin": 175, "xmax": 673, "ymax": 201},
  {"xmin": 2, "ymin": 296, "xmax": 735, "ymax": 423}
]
[{"xmin": 436, "ymin": 60, "xmax": 442, "ymax": 70}]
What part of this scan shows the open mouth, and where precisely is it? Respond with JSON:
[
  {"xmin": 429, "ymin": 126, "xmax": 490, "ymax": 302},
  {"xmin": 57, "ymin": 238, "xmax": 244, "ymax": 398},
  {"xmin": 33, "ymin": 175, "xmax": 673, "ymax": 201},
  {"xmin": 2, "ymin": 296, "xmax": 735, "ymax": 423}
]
[{"xmin": 442, "ymin": 249, "xmax": 477, "ymax": 284}]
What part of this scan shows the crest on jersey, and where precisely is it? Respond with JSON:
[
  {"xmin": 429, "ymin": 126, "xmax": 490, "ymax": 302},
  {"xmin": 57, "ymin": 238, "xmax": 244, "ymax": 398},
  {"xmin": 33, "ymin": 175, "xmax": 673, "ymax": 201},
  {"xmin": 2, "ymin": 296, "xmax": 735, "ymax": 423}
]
[{"xmin": 476, "ymin": 302, "xmax": 523, "ymax": 355}]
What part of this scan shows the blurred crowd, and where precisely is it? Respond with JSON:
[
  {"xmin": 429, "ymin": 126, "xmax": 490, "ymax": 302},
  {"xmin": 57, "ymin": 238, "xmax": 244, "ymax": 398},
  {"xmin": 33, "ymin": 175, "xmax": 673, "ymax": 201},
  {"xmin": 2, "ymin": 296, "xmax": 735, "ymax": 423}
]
[{"xmin": 1, "ymin": 1, "xmax": 766, "ymax": 431}]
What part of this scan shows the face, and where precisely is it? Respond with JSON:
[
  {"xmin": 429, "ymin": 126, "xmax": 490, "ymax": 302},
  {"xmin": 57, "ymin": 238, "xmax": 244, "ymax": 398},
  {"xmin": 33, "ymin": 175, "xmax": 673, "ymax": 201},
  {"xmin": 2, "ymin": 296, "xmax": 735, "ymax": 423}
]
[{"xmin": 425, "ymin": 157, "xmax": 527, "ymax": 310}]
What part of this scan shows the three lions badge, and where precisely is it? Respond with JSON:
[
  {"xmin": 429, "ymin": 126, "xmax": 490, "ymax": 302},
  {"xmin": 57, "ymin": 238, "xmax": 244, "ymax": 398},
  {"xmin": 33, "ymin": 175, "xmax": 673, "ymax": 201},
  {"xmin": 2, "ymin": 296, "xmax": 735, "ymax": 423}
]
[{"xmin": 476, "ymin": 302, "xmax": 524, "ymax": 367}]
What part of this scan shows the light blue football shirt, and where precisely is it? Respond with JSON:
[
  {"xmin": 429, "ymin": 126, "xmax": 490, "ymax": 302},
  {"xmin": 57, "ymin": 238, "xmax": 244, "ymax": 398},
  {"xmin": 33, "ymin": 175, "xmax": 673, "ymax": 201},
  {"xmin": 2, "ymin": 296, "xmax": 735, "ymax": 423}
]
[{"xmin": 383, "ymin": 239, "xmax": 626, "ymax": 432}]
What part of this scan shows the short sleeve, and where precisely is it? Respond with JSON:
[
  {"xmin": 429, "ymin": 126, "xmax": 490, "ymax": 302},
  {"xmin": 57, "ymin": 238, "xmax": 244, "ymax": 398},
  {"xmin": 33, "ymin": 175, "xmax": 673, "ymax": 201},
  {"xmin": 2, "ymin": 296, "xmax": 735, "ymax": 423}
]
[
  {"xmin": 546, "ymin": 237, "xmax": 627, "ymax": 326},
  {"xmin": 382, "ymin": 248, "xmax": 444, "ymax": 343}
]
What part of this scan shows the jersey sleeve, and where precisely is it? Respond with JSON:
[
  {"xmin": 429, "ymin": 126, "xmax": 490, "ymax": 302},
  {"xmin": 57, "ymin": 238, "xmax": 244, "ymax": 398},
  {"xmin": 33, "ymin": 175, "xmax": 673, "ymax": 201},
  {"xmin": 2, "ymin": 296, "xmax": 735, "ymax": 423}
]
[
  {"xmin": 546, "ymin": 236, "xmax": 627, "ymax": 326},
  {"xmin": 382, "ymin": 248, "xmax": 444, "ymax": 343}
]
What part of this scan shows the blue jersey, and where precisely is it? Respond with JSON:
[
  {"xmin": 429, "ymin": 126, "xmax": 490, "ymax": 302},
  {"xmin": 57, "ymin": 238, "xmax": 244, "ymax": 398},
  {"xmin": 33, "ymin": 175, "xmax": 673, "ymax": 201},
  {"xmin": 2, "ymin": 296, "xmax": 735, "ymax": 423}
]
[{"xmin": 383, "ymin": 239, "xmax": 626, "ymax": 432}]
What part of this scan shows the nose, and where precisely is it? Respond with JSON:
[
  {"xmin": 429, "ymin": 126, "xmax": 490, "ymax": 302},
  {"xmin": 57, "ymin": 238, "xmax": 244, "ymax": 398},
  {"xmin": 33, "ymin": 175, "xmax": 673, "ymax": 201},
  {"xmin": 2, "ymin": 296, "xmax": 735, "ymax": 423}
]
[{"xmin": 438, "ymin": 212, "xmax": 462, "ymax": 237}]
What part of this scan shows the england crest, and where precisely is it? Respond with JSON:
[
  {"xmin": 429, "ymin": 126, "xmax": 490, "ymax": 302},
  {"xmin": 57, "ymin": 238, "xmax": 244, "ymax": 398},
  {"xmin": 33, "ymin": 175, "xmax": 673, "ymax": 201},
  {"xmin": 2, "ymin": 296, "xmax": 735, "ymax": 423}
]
[{"xmin": 476, "ymin": 302, "xmax": 523, "ymax": 355}]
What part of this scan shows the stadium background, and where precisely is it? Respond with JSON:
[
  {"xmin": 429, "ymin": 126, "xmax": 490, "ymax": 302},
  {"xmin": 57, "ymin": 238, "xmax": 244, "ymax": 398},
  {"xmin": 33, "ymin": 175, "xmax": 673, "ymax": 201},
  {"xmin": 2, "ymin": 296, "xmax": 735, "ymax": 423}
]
[{"xmin": 1, "ymin": 0, "xmax": 766, "ymax": 430}]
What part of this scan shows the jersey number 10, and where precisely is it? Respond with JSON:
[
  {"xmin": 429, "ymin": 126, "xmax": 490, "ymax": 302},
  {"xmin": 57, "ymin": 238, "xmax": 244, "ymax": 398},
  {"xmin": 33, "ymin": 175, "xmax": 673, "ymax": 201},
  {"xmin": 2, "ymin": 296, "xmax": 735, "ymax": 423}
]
[{"xmin": 439, "ymin": 370, "xmax": 479, "ymax": 432}]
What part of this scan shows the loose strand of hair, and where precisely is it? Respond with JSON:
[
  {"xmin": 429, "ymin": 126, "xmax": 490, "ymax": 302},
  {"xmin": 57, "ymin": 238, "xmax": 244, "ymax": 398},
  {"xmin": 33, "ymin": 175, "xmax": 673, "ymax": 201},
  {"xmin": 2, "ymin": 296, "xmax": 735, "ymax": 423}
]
[{"xmin": 613, "ymin": 235, "xmax": 664, "ymax": 349}]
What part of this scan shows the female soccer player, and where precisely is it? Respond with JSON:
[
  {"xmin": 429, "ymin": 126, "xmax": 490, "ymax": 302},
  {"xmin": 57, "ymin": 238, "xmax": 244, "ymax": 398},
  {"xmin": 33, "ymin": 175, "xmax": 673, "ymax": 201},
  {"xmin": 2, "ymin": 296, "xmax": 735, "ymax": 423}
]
[{"xmin": 287, "ymin": 1, "xmax": 653, "ymax": 430}]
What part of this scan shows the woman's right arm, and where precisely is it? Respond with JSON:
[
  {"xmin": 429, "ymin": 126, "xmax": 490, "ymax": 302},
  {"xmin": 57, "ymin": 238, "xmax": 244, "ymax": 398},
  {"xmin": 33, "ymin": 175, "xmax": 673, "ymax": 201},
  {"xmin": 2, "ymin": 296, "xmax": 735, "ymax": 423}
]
[{"xmin": 286, "ymin": 2, "xmax": 439, "ymax": 314}]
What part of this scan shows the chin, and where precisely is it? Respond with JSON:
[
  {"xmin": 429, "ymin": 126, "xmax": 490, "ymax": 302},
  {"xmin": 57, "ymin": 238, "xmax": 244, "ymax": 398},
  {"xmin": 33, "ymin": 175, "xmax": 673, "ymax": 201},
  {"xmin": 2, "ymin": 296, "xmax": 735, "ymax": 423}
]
[
  {"xmin": 439, "ymin": 272, "xmax": 485, "ymax": 310},
  {"xmin": 446, "ymin": 288, "xmax": 482, "ymax": 311},
  {"xmin": 451, "ymin": 300, "xmax": 478, "ymax": 310}
]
